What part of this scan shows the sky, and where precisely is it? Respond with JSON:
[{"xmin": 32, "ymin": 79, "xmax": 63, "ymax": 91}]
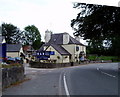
[{"xmin": 0, "ymin": 0, "xmax": 119, "ymax": 43}]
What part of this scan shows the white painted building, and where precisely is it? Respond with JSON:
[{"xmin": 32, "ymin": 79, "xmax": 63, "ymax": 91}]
[
  {"xmin": 38, "ymin": 31, "xmax": 86, "ymax": 63},
  {"xmin": 7, "ymin": 44, "xmax": 24, "ymax": 58}
]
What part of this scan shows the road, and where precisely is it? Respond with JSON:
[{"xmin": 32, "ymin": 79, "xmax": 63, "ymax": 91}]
[{"xmin": 2, "ymin": 63, "xmax": 119, "ymax": 96}]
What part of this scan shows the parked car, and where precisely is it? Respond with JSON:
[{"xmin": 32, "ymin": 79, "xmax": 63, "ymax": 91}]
[
  {"xmin": 6, "ymin": 57, "xmax": 16, "ymax": 64},
  {"xmin": 6, "ymin": 57, "xmax": 23, "ymax": 64},
  {"xmin": 15, "ymin": 57, "xmax": 23, "ymax": 64}
]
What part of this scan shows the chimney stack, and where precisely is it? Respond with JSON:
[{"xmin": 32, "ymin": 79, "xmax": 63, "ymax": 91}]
[
  {"xmin": 63, "ymin": 32, "xmax": 69, "ymax": 44},
  {"xmin": 45, "ymin": 30, "xmax": 52, "ymax": 43}
]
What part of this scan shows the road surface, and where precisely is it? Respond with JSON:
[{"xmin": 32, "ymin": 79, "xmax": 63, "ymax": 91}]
[{"xmin": 2, "ymin": 63, "xmax": 119, "ymax": 97}]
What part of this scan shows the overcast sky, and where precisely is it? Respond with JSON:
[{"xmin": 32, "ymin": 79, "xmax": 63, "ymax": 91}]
[{"xmin": 0, "ymin": 0, "xmax": 119, "ymax": 43}]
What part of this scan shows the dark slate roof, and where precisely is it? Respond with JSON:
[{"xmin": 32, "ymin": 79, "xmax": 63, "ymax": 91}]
[
  {"xmin": 39, "ymin": 33, "xmax": 85, "ymax": 55},
  {"xmin": 44, "ymin": 33, "xmax": 85, "ymax": 46},
  {"xmin": 69, "ymin": 36, "xmax": 85, "ymax": 46},
  {"xmin": 38, "ymin": 44, "xmax": 70, "ymax": 55},
  {"xmin": 50, "ymin": 44, "xmax": 70, "ymax": 55},
  {"xmin": 38, "ymin": 45, "xmax": 45, "ymax": 51},
  {"xmin": 7, "ymin": 44, "xmax": 22, "ymax": 52},
  {"xmin": 44, "ymin": 33, "xmax": 63, "ymax": 45}
]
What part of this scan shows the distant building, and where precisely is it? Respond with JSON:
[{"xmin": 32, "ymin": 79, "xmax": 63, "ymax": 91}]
[
  {"xmin": 23, "ymin": 45, "xmax": 34, "ymax": 59},
  {"xmin": 6, "ymin": 44, "xmax": 24, "ymax": 58},
  {"xmin": 37, "ymin": 30, "xmax": 86, "ymax": 63}
]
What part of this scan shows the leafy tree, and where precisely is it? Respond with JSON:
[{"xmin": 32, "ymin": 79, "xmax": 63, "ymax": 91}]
[
  {"xmin": 71, "ymin": 3, "xmax": 120, "ymax": 56},
  {"xmin": 23, "ymin": 25, "xmax": 41, "ymax": 50},
  {"xmin": 2, "ymin": 23, "xmax": 23, "ymax": 44}
]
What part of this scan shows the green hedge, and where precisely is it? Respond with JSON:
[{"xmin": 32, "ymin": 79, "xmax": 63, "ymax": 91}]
[{"xmin": 88, "ymin": 55, "xmax": 119, "ymax": 62}]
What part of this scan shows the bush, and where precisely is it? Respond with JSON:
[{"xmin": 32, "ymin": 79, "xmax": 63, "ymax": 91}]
[
  {"xmin": 88, "ymin": 55, "xmax": 120, "ymax": 62},
  {"xmin": 2, "ymin": 63, "xmax": 23, "ymax": 68}
]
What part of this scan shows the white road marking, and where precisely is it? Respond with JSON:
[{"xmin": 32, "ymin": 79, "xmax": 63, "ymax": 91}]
[
  {"xmin": 63, "ymin": 74, "xmax": 70, "ymax": 97},
  {"xmin": 97, "ymin": 67, "xmax": 116, "ymax": 78},
  {"xmin": 101, "ymin": 71, "xmax": 116, "ymax": 78},
  {"xmin": 31, "ymin": 71, "xmax": 37, "ymax": 73},
  {"xmin": 97, "ymin": 68, "xmax": 99, "ymax": 70}
]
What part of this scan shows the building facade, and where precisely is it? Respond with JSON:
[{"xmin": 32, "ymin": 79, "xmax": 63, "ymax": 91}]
[
  {"xmin": 7, "ymin": 44, "xmax": 24, "ymax": 58},
  {"xmin": 38, "ymin": 30, "xmax": 86, "ymax": 63}
]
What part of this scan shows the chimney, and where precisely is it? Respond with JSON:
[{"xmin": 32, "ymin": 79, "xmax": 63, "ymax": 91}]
[
  {"xmin": 45, "ymin": 30, "xmax": 52, "ymax": 43},
  {"xmin": 63, "ymin": 32, "xmax": 69, "ymax": 44}
]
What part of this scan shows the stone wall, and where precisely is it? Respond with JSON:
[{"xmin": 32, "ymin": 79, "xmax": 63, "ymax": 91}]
[
  {"xmin": 30, "ymin": 61, "xmax": 75, "ymax": 68},
  {"xmin": 2, "ymin": 66, "xmax": 24, "ymax": 89},
  {"xmin": 29, "ymin": 60, "xmax": 112, "ymax": 68},
  {"xmin": 29, "ymin": 61, "xmax": 86, "ymax": 68}
]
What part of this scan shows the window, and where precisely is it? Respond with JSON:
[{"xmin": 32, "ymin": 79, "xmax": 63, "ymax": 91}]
[{"xmin": 76, "ymin": 46, "xmax": 79, "ymax": 51}]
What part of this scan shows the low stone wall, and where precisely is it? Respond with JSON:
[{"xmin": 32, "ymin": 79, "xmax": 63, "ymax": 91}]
[
  {"xmin": 30, "ymin": 60, "xmax": 112, "ymax": 68},
  {"xmin": 29, "ymin": 61, "xmax": 72, "ymax": 68},
  {"xmin": 2, "ymin": 66, "xmax": 24, "ymax": 89},
  {"xmin": 29, "ymin": 61, "xmax": 90, "ymax": 68}
]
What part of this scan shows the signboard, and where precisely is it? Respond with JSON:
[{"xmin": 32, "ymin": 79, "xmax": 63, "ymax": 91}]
[
  {"xmin": 37, "ymin": 56, "xmax": 50, "ymax": 60},
  {"xmin": 36, "ymin": 51, "xmax": 55, "ymax": 60},
  {"xmin": 2, "ymin": 43, "xmax": 6, "ymax": 58},
  {"xmin": 0, "ymin": 43, "xmax": 6, "ymax": 62},
  {"xmin": 36, "ymin": 51, "xmax": 55, "ymax": 56}
]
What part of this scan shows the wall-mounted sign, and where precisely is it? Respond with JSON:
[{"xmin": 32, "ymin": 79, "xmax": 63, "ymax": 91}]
[
  {"xmin": 37, "ymin": 56, "xmax": 50, "ymax": 60},
  {"xmin": 36, "ymin": 51, "xmax": 55, "ymax": 56},
  {"xmin": 36, "ymin": 51, "xmax": 55, "ymax": 60}
]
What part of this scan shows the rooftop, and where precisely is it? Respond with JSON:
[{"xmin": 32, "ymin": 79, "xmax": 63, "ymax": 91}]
[
  {"xmin": 7, "ymin": 44, "xmax": 22, "ymax": 52},
  {"xmin": 45, "ymin": 33, "xmax": 85, "ymax": 46}
]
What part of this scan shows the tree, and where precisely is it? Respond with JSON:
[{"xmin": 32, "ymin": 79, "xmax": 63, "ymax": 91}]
[
  {"xmin": 23, "ymin": 25, "xmax": 41, "ymax": 50},
  {"xmin": 2, "ymin": 23, "xmax": 23, "ymax": 44},
  {"xmin": 71, "ymin": 3, "xmax": 120, "ymax": 56}
]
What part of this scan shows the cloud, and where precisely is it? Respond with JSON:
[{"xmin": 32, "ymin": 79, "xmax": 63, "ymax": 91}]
[{"xmin": 0, "ymin": 0, "xmax": 118, "ymax": 42}]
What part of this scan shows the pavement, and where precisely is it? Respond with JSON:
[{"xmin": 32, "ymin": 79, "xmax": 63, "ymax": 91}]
[{"xmin": 2, "ymin": 63, "xmax": 119, "ymax": 96}]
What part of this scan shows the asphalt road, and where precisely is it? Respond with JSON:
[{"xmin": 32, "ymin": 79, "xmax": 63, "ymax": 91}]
[{"xmin": 2, "ymin": 63, "xmax": 119, "ymax": 96}]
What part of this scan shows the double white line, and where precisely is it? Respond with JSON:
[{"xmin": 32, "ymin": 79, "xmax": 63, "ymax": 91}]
[{"xmin": 97, "ymin": 67, "xmax": 116, "ymax": 78}]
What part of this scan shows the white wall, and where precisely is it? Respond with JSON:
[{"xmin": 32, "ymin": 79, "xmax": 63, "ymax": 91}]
[
  {"xmin": 62, "ymin": 44, "xmax": 75, "ymax": 62},
  {"xmin": 46, "ymin": 46, "xmax": 62, "ymax": 63},
  {"xmin": 62, "ymin": 44, "xmax": 86, "ymax": 62},
  {"xmin": 7, "ymin": 52, "xmax": 19, "ymax": 57},
  {"xmin": 7, "ymin": 47, "xmax": 24, "ymax": 58},
  {"xmin": 46, "ymin": 46, "xmax": 70, "ymax": 63},
  {"xmin": 62, "ymin": 55, "xmax": 69, "ymax": 63}
]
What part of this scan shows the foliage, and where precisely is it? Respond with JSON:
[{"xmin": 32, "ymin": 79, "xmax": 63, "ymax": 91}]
[
  {"xmin": 1, "ymin": 63, "xmax": 23, "ymax": 68},
  {"xmin": 71, "ymin": 3, "xmax": 120, "ymax": 56},
  {"xmin": 2, "ymin": 23, "xmax": 43, "ymax": 50},
  {"xmin": 87, "ymin": 55, "xmax": 119, "ymax": 62},
  {"xmin": 23, "ymin": 25, "xmax": 41, "ymax": 50},
  {"xmin": 2, "ymin": 23, "xmax": 23, "ymax": 44},
  {"xmin": 87, "ymin": 55, "xmax": 97, "ymax": 61}
]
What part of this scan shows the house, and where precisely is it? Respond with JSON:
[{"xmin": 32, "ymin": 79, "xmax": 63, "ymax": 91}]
[
  {"xmin": 37, "ymin": 30, "xmax": 86, "ymax": 63},
  {"xmin": 23, "ymin": 45, "xmax": 34, "ymax": 58},
  {"xmin": 6, "ymin": 44, "xmax": 24, "ymax": 58},
  {"xmin": 22, "ymin": 45, "xmax": 35, "ymax": 62}
]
